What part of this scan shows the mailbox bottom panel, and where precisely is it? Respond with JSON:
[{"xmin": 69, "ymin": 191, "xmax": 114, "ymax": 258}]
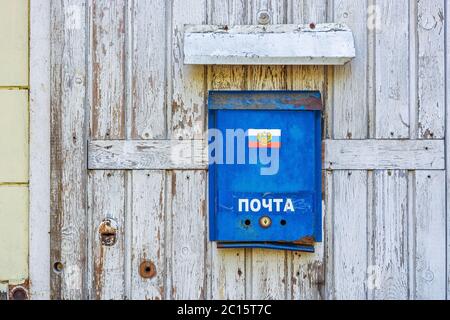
[{"xmin": 217, "ymin": 242, "xmax": 315, "ymax": 253}]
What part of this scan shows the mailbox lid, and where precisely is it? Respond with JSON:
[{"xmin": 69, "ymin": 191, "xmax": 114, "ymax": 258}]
[{"xmin": 209, "ymin": 91, "xmax": 322, "ymax": 244}]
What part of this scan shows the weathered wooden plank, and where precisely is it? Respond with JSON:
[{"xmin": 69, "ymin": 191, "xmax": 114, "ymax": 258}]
[
  {"xmin": 322, "ymin": 169, "xmax": 334, "ymax": 300},
  {"xmin": 207, "ymin": 0, "xmax": 247, "ymax": 300},
  {"xmin": 289, "ymin": 1, "xmax": 330, "ymax": 300},
  {"xmin": 167, "ymin": 0, "xmax": 208, "ymax": 301},
  {"xmin": 210, "ymin": 249, "xmax": 246, "ymax": 300},
  {"xmin": 30, "ymin": 0, "xmax": 51, "ymax": 300},
  {"xmin": 367, "ymin": 0, "xmax": 376, "ymax": 139},
  {"xmin": 333, "ymin": 171, "xmax": 367, "ymax": 299},
  {"xmin": 249, "ymin": 249, "xmax": 286, "ymax": 300},
  {"xmin": 91, "ymin": 0, "xmax": 126, "ymax": 140},
  {"xmin": 328, "ymin": 0, "xmax": 369, "ymax": 301},
  {"xmin": 184, "ymin": 24, "xmax": 355, "ymax": 65},
  {"xmin": 288, "ymin": 0, "xmax": 327, "ymax": 23},
  {"xmin": 130, "ymin": 171, "xmax": 166, "ymax": 300},
  {"xmin": 291, "ymin": 246, "xmax": 325, "ymax": 300},
  {"xmin": 333, "ymin": 0, "xmax": 368, "ymax": 139},
  {"xmin": 207, "ymin": 0, "xmax": 249, "ymax": 25},
  {"xmin": 88, "ymin": 140, "xmax": 207, "ymax": 170},
  {"xmin": 247, "ymin": 0, "xmax": 288, "ymax": 300},
  {"xmin": 408, "ymin": 0, "xmax": 418, "ymax": 138},
  {"xmin": 169, "ymin": 171, "xmax": 207, "ymax": 299},
  {"xmin": 50, "ymin": 0, "xmax": 88, "ymax": 300},
  {"xmin": 287, "ymin": 0, "xmax": 326, "ymax": 300},
  {"xmin": 88, "ymin": 1, "xmax": 128, "ymax": 300},
  {"xmin": 417, "ymin": 0, "xmax": 445, "ymax": 139},
  {"xmin": 171, "ymin": 0, "xmax": 207, "ymax": 140},
  {"xmin": 414, "ymin": 171, "xmax": 446, "ymax": 299},
  {"xmin": 324, "ymin": 140, "xmax": 445, "ymax": 170},
  {"xmin": 370, "ymin": 170, "xmax": 408, "ymax": 300},
  {"xmin": 375, "ymin": 0, "xmax": 410, "ymax": 139},
  {"xmin": 88, "ymin": 171, "xmax": 125, "ymax": 300},
  {"xmin": 131, "ymin": 0, "xmax": 167, "ymax": 139},
  {"xmin": 446, "ymin": 0, "xmax": 450, "ymax": 300}
]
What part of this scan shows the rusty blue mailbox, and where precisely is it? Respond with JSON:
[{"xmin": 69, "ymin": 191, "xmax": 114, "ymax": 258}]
[{"xmin": 208, "ymin": 91, "xmax": 323, "ymax": 252}]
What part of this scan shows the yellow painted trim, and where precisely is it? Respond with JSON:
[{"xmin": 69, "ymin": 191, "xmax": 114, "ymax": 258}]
[
  {"xmin": 0, "ymin": 183, "xmax": 29, "ymax": 187},
  {"xmin": 0, "ymin": 0, "xmax": 31, "ymax": 285},
  {"xmin": 0, "ymin": 86, "xmax": 29, "ymax": 90}
]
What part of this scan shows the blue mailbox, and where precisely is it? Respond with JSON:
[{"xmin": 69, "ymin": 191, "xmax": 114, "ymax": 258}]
[{"xmin": 208, "ymin": 91, "xmax": 322, "ymax": 252}]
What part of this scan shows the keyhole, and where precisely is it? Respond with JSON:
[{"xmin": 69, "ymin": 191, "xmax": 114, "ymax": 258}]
[
  {"xmin": 259, "ymin": 216, "xmax": 272, "ymax": 228},
  {"xmin": 98, "ymin": 218, "xmax": 118, "ymax": 246}
]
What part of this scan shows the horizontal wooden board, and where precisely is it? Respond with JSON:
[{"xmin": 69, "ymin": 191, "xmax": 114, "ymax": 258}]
[
  {"xmin": 90, "ymin": 139, "xmax": 445, "ymax": 171},
  {"xmin": 88, "ymin": 140, "xmax": 207, "ymax": 170},
  {"xmin": 324, "ymin": 140, "xmax": 445, "ymax": 170},
  {"xmin": 184, "ymin": 23, "xmax": 355, "ymax": 65}
]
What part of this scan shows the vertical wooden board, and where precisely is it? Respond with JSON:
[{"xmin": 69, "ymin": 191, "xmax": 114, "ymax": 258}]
[
  {"xmin": 131, "ymin": 0, "xmax": 167, "ymax": 139},
  {"xmin": 210, "ymin": 250, "xmax": 246, "ymax": 300},
  {"xmin": 328, "ymin": 0, "xmax": 369, "ymax": 302},
  {"xmin": 248, "ymin": 249, "xmax": 285, "ymax": 300},
  {"xmin": 252, "ymin": 0, "xmax": 288, "ymax": 24},
  {"xmin": 367, "ymin": 0, "xmax": 376, "ymax": 139},
  {"xmin": 247, "ymin": 0, "xmax": 288, "ymax": 92},
  {"xmin": 247, "ymin": 66, "xmax": 287, "ymax": 90},
  {"xmin": 289, "ymin": 2, "xmax": 327, "ymax": 299},
  {"xmin": 208, "ymin": 0, "xmax": 248, "ymax": 25},
  {"xmin": 447, "ymin": 0, "xmax": 450, "ymax": 300},
  {"xmin": 371, "ymin": 0, "xmax": 411, "ymax": 301},
  {"xmin": 332, "ymin": 0, "xmax": 368, "ymax": 139},
  {"xmin": 288, "ymin": 0, "xmax": 327, "ymax": 23},
  {"xmin": 30, "ymin": 0, "xmax": 51, "ymax": 300},
  {"xmin": 88, "ymin": 171, "xmax": 125, "ymax": 300},
  {"xmin": 417, "ymin": 0, "xmax": 445, "ymax": 139},
  {"xmin": 50, "ymin": 0, "xmax": 88, "ymax": 300},
  {"xmin": 414, "ymin": 171, "xmax": 446, "ymax": 299},
  {"xmin": 208, "ymin": 66, "xmax": 247, "ymax": 93},
  {"xmin": 207, "ymin": 0, "xmax": 247, "ymax": 300},
  {"xmin": 88, "ymin": 1, "xmax": 128, "ymax": 300},
  {"xmin": 290, "ymin": 248, "xmax": 324, "ymax": 300},
  {"xmin": 333, "ymin": 171, "xmax": 367, "ymax": 299},
  {"xmin": 171, "ymin": 0, "xmax": 207, "ymax": 140},
  {"xmin": 375, "ymin": 0, "xmax": 410, "ymax": 139},
  {"xmin": 288, "ymin": 0, "xmax": 326, "ymax": 301},
  {"xmin": 370, "ymin": 170, "xmax": 408, "ymax": 300},
  {"xmin": 91, "ymin": 0, "xmax": 126, "ymax": 140},
  {"xmin": 246, "ymin": 0, "xmax": 288, "ymax": 300},
  {"xmin": 130, "ymin": 171, "xmax": 166, "ymax": 300},
  {"xmin": 169, "ymin": 171, "xmax": 207, "ymax": 299},
  {"xmin": 168, "ymin": 0, "xmax": 208, "ymax": 300},
  {"xmin": 323, "ymin": 171, "xmax": 334, "ymax": 299}
]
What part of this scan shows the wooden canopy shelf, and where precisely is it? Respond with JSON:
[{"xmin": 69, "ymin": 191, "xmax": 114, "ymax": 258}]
[{"xmin": 184, "ymin": 23, "xmax": 356, "ymax": 66}]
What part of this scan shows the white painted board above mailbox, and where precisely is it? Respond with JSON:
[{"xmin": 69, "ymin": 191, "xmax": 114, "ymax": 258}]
[{"xmin": 184, "ymin": 23, "xmax": 356, "ymax": 65}]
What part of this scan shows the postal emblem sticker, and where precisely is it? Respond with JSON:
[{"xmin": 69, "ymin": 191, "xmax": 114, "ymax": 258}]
[{"xmin": 248, "ymin": 129, "xmax": 281, "ymax": 149}]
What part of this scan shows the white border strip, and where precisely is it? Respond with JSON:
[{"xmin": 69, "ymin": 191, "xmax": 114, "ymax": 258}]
[
  {"xmin": 29, "ymin": 0, "xmax": 51, "ymax": 300},
  {"xmin": 445, "ymin": 0, "xmax": 450, "ymax": 301}
]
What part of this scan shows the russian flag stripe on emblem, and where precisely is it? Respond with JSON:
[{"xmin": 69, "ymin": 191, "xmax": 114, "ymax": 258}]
[{"xmin": 248, "ymin": 129, "xmax": 281, "ymax": 149}]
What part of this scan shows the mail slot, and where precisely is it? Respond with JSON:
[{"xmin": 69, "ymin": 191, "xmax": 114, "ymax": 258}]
[{"xmin": 208, "ymin": 91, "xmax": 322, "ymax": 252}]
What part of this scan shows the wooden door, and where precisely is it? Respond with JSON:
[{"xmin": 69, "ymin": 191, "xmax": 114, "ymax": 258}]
[{"xmin": 50, "ymin": 0, "xmax": 448, "ymax": 300}]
